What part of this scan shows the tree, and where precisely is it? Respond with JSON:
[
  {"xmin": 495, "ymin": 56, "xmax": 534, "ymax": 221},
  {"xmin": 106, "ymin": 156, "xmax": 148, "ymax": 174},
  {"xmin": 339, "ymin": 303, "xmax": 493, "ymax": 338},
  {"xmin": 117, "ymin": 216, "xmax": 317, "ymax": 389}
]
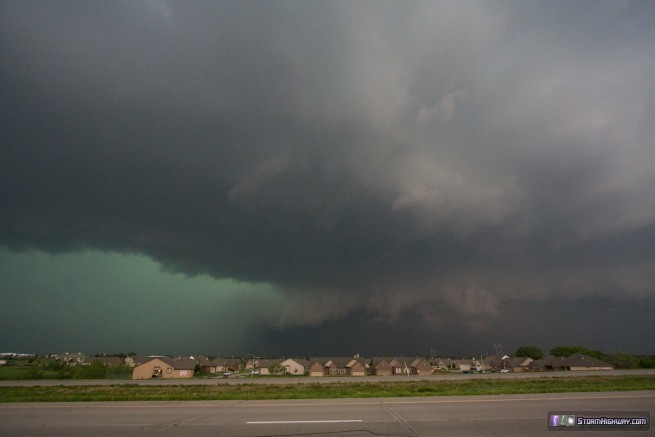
[
  {"xmin": 549, "ymin": 346, "xmax": 606, "ymax": 361},
  {"xmin": 606, "ymin": 353, "xmax": 639, "ymax": 369},
  {"xmin": 638, "ymin": 355, "xmax": 655, "ymax": 369},
  {"xmin": 267, "ymin": 363, "xmax": 285, "ymax": 375},
  {"xmin": 515, "ymin": 346, "xmax": 543, "ymax": 360}
]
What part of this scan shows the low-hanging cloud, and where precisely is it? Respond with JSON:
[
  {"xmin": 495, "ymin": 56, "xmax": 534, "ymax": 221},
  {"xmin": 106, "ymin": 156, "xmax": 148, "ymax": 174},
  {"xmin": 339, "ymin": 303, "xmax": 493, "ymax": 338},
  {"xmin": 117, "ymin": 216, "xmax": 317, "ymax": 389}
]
[{"xmin": 1, "ymin": 0, "xmax": 654, "ymax": 348}]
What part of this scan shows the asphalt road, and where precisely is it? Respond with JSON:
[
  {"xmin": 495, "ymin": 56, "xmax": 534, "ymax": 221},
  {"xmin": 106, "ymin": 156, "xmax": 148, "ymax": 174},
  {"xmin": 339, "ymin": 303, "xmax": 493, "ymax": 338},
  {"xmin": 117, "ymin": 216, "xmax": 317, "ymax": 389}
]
[
  {"xmin": 1, "ymin": 391, "xmax": 653, "ymax": 436},
  {"xmin": 1, "ymin": 369, "xmax": 654, "ymax": 387}
]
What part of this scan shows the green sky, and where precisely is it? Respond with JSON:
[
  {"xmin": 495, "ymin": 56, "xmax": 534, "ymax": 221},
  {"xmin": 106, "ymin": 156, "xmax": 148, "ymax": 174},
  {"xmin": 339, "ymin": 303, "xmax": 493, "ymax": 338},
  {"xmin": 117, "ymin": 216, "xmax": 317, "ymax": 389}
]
[{"xmin": 0, "ymin": 247, "xmax": 278, "ymax": 355}]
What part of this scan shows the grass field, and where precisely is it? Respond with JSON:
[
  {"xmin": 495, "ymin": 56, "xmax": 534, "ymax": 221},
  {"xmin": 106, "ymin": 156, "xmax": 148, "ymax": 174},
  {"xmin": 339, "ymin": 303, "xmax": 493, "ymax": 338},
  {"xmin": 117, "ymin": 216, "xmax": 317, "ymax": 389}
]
[
  {"xmin": 1, "ymin": 375, "xmax": 654, "ymax": 402},
  {"xmin": 0, "ymin": 363, "xmax": 132, "ymax": 380}
]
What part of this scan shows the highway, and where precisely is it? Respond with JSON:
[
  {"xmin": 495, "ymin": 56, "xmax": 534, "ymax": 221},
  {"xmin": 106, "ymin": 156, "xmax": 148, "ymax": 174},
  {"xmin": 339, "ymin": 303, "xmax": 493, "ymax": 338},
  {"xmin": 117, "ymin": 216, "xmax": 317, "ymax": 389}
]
[{"xmin": 1, "ymin": 391, "xmax": 653, "ymax": 436}]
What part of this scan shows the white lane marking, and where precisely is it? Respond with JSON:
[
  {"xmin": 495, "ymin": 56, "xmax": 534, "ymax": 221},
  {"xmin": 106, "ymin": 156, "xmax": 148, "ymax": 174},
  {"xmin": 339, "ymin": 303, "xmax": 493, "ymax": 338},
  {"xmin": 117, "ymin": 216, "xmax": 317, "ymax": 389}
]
[{"xmin": 247, "ymin": 420, "xmax": 363, "ymax": 424}]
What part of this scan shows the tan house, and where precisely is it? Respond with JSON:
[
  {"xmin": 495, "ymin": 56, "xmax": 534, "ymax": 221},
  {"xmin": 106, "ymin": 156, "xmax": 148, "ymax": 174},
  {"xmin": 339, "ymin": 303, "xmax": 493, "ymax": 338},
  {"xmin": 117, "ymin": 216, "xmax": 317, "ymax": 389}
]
[
  {"xmin": 210, "ymin": 357, "xmax": 241, "ymax": 373},
  {"xmin": 245, "ymin": 358, "xmax": 308, "ymax": 375},
  {"xmin": 195, "ymin": 356, "xmax": 240, "ymax": 374},
  {"xmin": 280, "ymin": 358, "xmax": 309, "ymax": 375},
  {"xmin": 254, "ymin": 359, "xmax": 285, "ymax": 375},
  {"xmin": 131, "ymin": 357, "xmax": 196, "ymax": 379},
  {"xmin": 309, "ymin": 360, "xmax": 326, "ymax": 377},
  {"xmin": 310, "ymin": 357, "xmax": 366, "ymax": 377}
]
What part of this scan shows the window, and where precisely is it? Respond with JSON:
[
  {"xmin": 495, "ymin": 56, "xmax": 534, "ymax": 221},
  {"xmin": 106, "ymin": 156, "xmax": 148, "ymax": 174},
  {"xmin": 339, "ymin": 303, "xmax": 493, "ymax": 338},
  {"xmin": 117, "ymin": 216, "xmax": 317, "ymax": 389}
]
[{"xmin": 167, "ymin": 368, "xmax": 172, "ymax": 374}]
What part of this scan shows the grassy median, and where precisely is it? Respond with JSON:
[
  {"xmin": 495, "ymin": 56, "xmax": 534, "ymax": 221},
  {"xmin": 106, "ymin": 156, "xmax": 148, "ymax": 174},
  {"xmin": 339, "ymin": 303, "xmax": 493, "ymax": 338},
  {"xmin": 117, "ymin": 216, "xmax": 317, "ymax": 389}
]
[{"xmin": 1, "ymin": 375, "xmax": 654, "ymax": 402}]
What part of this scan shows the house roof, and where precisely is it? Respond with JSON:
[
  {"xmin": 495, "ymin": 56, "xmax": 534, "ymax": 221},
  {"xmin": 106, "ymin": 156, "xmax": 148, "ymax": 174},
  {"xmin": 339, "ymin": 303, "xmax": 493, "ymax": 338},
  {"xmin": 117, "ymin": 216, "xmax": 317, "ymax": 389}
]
[
  {"xmin": 281, "ymin": 358, "xmax": 311, "ymax": 367},
  {"xmin": 506, "ymin": 357, "xmax": 533, "ymax": 367},
  {"xmin": 370, "ymin": 357, "xmax": 394, "ymax": 367},
  {"xmin": 196, "ymin": 357, "xmax": 213, "ymax": 366},
  {"xmin": 140, "ymin": 357, "xmax": 196, "ymax": 370},
  {"xmin": 312, "ymin": 357, "xmax": 365, "ymax": 368},
  {"xmin": 531, "ymin": 355, "xmax": 568, "ymax": 368},
  {"xmin": 562, "ymin": 353, "xmax": 614, "ymax": 368},
  {"xmin": 390, "ymin": 357, "xmax": 422, "ymax": 366},
  {"xmin": 209, "ymin": 357, "xmax": 241, "ymax": 366},
  {"xmin": 60, "ymin": 352, "xmax": 86, "ymax": 361},
  {"xmin": 410, "ymin": 358, "xmax": 430, "ymax": 368}
]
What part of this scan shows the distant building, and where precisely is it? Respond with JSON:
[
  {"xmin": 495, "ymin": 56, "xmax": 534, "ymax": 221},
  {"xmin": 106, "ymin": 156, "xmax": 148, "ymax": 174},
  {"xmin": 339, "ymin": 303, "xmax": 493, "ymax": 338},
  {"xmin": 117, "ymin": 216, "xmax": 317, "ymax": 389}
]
[
  {"xmin": 529, "ymin": 354, "xmax": 614, "ymax": 371},
  {"xmin": 131, "ymin": 357, "xmax": 196, "ymax": 379},
  {"xmin": 280, "ymin": 358, "xmax": 310, "ymax": 375},
  {"xmin": 309, "ymin": 357, "xmax": 366, "ymax": 377}
]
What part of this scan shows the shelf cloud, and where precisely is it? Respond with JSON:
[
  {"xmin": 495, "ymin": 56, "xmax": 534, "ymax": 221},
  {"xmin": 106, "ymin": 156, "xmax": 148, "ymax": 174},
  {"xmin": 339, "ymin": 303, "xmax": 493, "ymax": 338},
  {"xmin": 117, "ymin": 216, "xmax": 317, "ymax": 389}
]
[{"xmin": 1, "ymin": 1, "xmax": 654, "ymax": 355}]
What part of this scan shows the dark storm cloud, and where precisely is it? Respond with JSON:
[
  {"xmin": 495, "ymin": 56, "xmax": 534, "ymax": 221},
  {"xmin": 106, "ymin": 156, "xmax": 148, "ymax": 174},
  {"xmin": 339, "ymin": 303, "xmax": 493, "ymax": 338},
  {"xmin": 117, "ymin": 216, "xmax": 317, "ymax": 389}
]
[{"xmin": 1, "ymin": 0, "xmax": 654, "ymax": 347}]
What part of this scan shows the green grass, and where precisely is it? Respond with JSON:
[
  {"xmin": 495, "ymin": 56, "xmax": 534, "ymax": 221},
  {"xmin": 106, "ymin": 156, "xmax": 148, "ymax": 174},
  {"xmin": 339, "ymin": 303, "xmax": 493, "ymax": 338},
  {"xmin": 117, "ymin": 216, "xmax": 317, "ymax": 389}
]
[
  {"xmin": 0, "ymin": 366, "xmax": 132, "ymax": 380},
  {"xmin": 1, "ymin": 375, "xmax": 654, "ymax": 402},
  {"xmin": 0, "ymin": 366, "xmax": 30, "ymax": 379},
  {"xmin": 0, "ymin": 366, "xmax": 62, "ymax": 380}
]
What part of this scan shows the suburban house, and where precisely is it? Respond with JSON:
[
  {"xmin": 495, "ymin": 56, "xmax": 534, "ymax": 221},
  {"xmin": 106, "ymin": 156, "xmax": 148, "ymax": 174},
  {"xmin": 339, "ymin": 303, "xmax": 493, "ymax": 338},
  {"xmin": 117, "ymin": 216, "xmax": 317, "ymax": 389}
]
[
  {"xmin": 245, "ymin": 358, "xmax": 308, "ymax": 375},
  {"xmin": 309, "ymin": 357, "xmax": 367, "ymax": 376},
  {"xmin": 210, "ymin": 357, "xmax": 241, "ymax": 373},
  {"xmin": 432, "ymin": 358, "xmax": 458, "ymax": 371},
  {"xmin": 280, "ymin": 358, "xmax": 310, "ymax": 376},
  {"xmin": 406, "ymin": 357, "xmax": 432, "ymax": 375},
  {"xmin": 58, "ymin": 352, "xmax": 87, "ymax": 366},
  {"xmin": 131, "ymin": 357, "xmax": 196, "ymax": 379},
  {"xmin": 482, "ymin": 355, "xmax": 533, "ymax": 372},
  {"xmin": 561, "ymin": 354, "xmax": 614, "ymax": 371},
  {"xmin": 389, "ymin": 358, "xmax": 413, "ymax": 375},
  {"xmin": 253, "ymin": 359, "xmax": 285, "ymax": 375},
  {"xmin": 196, "ymin": 356, "xmax": 214, "ymax": 373},
  {"xmin": 529, "ymin": 354, "xmax": 614, "ymax": 371},
  {"xmin": 193, "ymin": 356, "xmax": 235, "ymax": 373},
  {"xmin": 370, "ymin": 358, "xmax": 394, "ymax": 376},
  {"xmin": 505, "ymin": 357, "xmax": 533, "ymax": 372},
  {"xmin": 370, "ymin": 357, "xmax": 433, "ymax": 375},
  {"xmin": 309, "ymin": 360, "xmax": 326, "ymax": 377},
  {"xmin": 458, "ymin": 360, "xmax": 474, "ymax": 372},
  {"xmin": 528, "ymin": 355, "xmax": 567, "ymax": 371}
]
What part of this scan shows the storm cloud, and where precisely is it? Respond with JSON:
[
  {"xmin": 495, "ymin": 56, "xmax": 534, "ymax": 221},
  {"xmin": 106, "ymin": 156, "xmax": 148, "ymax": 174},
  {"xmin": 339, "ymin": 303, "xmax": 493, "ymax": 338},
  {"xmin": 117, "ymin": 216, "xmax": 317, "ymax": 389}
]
[{"xmin": 1, "ymin": 1, "xmax": 654, "ymax": 355}]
